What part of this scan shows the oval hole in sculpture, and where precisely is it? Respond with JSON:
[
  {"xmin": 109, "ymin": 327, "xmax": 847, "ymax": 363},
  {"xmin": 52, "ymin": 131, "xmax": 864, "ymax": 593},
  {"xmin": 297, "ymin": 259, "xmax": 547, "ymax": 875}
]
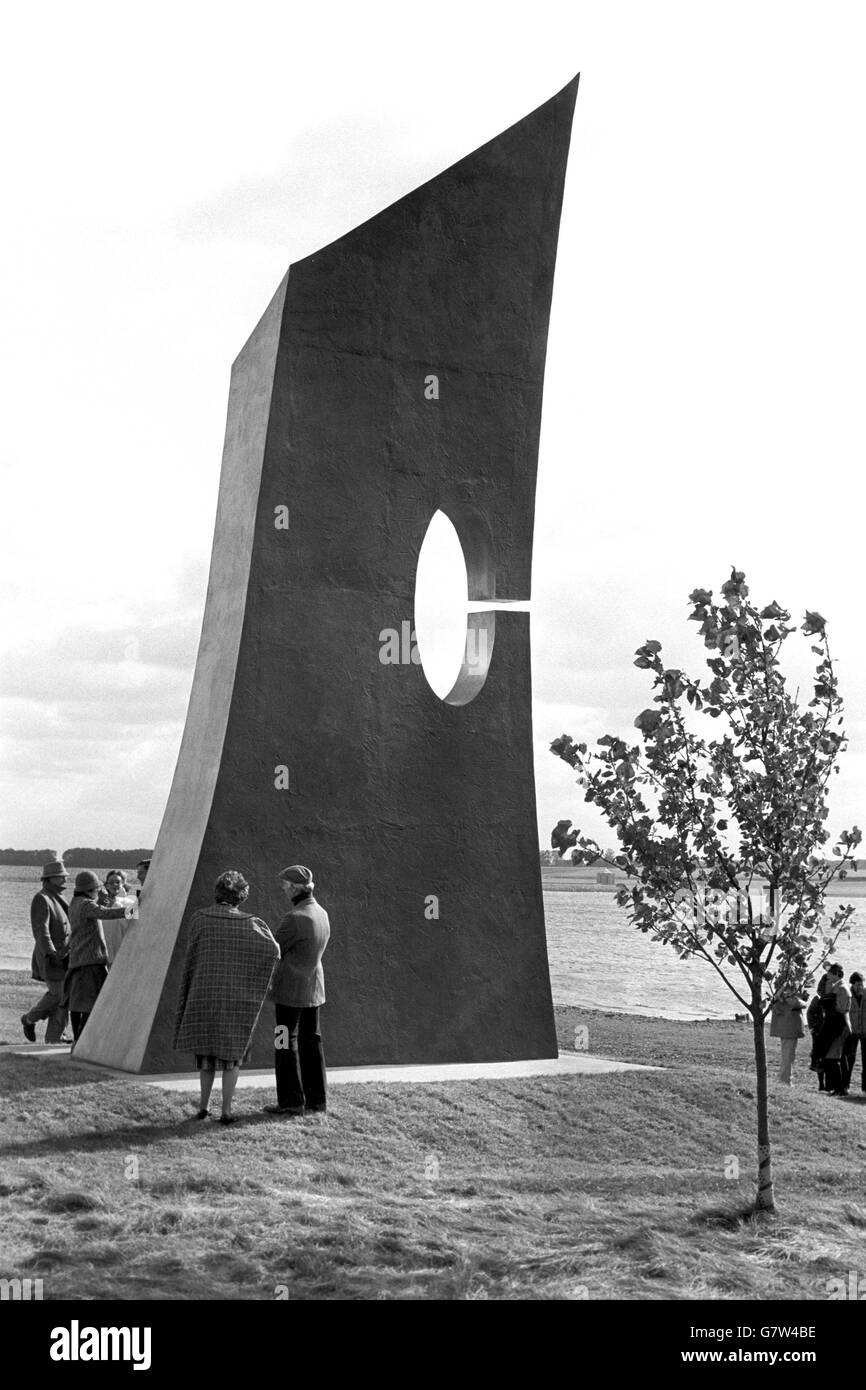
[{"xmin": 414, "ymin": 509, "xmax": 494, "ymax": 705}]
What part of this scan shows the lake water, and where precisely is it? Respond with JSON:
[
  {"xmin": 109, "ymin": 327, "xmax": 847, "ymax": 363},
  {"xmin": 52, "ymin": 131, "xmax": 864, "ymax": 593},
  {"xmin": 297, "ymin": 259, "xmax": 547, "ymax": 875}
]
[{"xmin": 3, "ymin": 865, "xmax": 864, "ymax": 1021}]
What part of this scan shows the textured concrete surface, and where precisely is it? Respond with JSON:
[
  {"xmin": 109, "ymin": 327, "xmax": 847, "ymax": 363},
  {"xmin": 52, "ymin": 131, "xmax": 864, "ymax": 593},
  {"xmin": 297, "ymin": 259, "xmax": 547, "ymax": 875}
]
[
  {"xmin": 7, "ymin": 1045, "xmax": 660, "ymax": 1088},
  {"xmin": 75, "ymin": 75, "xmax": 580, "ymax": 1074}
]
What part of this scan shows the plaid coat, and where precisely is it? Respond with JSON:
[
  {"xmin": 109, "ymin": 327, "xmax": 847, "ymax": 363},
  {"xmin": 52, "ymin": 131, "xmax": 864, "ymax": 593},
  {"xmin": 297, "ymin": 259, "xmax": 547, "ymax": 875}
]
[{"xmin": 173, "ymin": 904, "xmax": 279, "ymax": 1061}]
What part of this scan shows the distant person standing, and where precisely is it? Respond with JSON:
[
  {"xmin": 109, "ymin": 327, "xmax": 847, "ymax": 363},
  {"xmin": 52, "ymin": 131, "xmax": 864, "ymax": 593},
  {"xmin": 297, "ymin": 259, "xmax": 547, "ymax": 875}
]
[
  {"xmin": 98, "ymin": 868, "xmax": 128, "ymax": 908},
  {"xmin": 844, "ymin": 972, "xmax": 865, "ymax": 1094},
  {"xmin": 65, "ymin": 871, "xmax": 129, "ymax": 1042},
  {"xmin": 174, "ymin": 871, "xmax": 279, "ymax": 1124},
  {"xmin": 770, "ymin": 984, "xmax": 807, "ymax": 1085},
  {"xmin": 135, "ymin": 859, "xmax": 151, "ymax": 900},
  {"xmin": 264, "ymin": 865, "xmax": 330, "ymax": 1118},
  {"xmin": 21, "ymin": 859, "xmax": 71, "ymax": 1044},
  {"xmin": 823, "ymin": 964, "xmax": 851, "ymax": 1096},
  {"xmin": 99, "ymin": 869, "xmax": 132, "ymax": 963},
  {"xmin": 807, "ymin": 985, "xmax": 828, "ymax": 1091}
]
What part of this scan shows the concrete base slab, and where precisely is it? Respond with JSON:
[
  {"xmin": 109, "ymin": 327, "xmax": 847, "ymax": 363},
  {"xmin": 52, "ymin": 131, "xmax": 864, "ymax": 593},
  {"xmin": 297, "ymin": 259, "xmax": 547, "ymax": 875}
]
[{"xmin": 3, "ymin": 1044, "xmax": 660, "ymax": 1090}]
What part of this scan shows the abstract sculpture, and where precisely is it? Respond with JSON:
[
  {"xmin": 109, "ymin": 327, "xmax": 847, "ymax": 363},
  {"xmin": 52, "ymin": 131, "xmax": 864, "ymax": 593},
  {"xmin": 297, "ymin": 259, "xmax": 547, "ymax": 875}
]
[{"xmin": 76, "ymin": 74, "xmax": 580, "ymax": 1073}]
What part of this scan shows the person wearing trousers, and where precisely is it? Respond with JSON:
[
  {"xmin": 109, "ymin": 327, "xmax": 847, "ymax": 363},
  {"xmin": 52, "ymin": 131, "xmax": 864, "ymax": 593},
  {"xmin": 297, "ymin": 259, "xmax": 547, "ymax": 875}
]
[
  {"xmin": 844, "ymin": 972, "xmax": 866, "ymax": 1093},
  {"xmin": 22, "ymin": 859, "xmax": 71, "ymax": 1044},
  {"xmin": 807, "ymin": 988, "xmax": 828, "ymax": 1091},
  {"xmin": 770, "ymin": 987, "xmax": 807, "ymax": 1085},
  {"xmin": 264, "ymin": 864, "xmax": 330, "ymax": 1117}
]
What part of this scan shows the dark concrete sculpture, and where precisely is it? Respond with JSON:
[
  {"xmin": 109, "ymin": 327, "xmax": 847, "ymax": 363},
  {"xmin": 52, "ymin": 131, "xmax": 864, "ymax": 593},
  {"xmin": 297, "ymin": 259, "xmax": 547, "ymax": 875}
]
[{"xmin": 77, "ymin": 75, "xmax": 580, "ymax": 1073}]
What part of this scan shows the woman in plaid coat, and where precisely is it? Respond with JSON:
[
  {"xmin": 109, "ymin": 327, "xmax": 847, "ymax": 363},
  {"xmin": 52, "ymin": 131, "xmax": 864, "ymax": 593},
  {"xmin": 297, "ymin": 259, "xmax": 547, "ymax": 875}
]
[{"xmin": 174, "ymin": 870, "xmax": 279, "ymax": 1124}]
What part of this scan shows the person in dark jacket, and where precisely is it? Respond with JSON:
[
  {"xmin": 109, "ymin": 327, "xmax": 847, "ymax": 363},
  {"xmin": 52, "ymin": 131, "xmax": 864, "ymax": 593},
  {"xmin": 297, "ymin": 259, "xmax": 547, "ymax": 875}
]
[
  {"xmin": 844, "ymin": 972, "xmax": 866, "ymax": 1093},
  {"xmin": 65, "ymin": 871, "xmax": 129, "ymax": 1042},
  {"xmin": 264, "ymin": 864, "xmax": 331, "ymax": 1118},
  {"xmin": 21, "ymin": 859, "xmax": 71, "ymax": 1044},
  {"xmin": 806, "ymin": 983, "xmax": 832, "ymax": 1092}
]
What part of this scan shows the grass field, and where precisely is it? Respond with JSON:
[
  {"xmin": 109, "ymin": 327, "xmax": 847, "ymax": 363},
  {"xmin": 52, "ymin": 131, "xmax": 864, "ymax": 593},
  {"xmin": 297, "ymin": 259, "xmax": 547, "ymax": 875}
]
[{"xmin": 2, "ymin": 971, "xmax": 865, "ymax": 1300}]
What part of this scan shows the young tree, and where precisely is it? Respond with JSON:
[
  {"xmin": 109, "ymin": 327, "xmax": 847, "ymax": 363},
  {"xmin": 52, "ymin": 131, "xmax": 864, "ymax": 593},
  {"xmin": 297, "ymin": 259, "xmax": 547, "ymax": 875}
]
[{"xmin": 551, "ymin": 569, "xmax": 860, "ymax": 1213}]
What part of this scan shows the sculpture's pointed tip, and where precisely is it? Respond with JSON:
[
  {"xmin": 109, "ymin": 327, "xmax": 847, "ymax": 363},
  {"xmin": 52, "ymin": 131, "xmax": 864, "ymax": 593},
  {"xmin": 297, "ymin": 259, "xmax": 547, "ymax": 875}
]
[{"xmin": 552, "ymin": 71, "xmax": 580, "ymax": 109}]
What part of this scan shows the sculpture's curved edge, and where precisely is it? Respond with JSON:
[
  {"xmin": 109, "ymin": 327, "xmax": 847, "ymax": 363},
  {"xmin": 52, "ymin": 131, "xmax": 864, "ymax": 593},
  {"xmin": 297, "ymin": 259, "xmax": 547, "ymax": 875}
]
[{"xmin": 75, "ymin": 277, "xmax": 289, "ymax": 1071}]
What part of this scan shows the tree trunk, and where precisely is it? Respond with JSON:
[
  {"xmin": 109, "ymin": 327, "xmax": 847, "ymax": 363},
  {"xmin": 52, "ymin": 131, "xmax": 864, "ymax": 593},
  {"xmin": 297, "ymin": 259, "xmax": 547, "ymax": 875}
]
[{"xmin": 751, "ymin": 989, "xmax": 776, "ymax": 1213}]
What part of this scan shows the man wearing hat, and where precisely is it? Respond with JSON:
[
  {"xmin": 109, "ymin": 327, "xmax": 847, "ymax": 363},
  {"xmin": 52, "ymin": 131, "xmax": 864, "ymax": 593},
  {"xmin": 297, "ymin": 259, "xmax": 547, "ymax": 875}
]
[
  {"xmin": 21, "ymin": 859, "xmax": 71, "ymax": 1044},
  {"xmin": 264, "ymin": 865, "xmax": 331, "ymax": 1117}
]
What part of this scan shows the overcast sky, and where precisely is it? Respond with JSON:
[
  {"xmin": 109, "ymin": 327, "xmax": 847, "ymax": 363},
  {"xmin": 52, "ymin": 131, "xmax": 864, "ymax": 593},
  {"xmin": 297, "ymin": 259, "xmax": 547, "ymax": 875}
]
[{"xmin": 1, "ymin": 1, "xmax": 864, "ymax": 853}]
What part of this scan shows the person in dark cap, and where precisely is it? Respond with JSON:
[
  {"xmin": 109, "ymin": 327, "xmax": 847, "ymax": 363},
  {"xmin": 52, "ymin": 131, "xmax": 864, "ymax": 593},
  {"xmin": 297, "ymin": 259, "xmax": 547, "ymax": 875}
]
[
  {"xmin": 21, "ymin": 859, "xmax": 71, "ymax": 1044},
  {"xmin": 844, "ymin": 972, "xmax": 865, "ymax": 1093},
  {"xmin": 264, "ymin": 864, "xmax": 331, "ymax": 1118},
  {"xmin": 65, "ymin": 871, "xmax": 129, "ymax": 1042}
]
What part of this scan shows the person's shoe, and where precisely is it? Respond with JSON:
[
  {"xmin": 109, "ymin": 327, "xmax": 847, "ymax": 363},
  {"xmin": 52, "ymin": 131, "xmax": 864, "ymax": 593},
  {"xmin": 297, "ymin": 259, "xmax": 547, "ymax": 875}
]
[
  {"xmin": 263, "ymin": 1104, "xmax": 304, "ymax": 1116},
  {"xmin": 307, "ymin": 1103, "xmax": 327, "ymax": 1112},
  {"xmin": 192, "ymin": 1109, "xmax": 210, "ymax": 1120},
  {"xmin": 219, "ymin": 1113, "xmax": 237, "ymax": 1125},
  {"xmin": 20, "ymin": 1015, "xmax": 36, "ymax": 1042}
]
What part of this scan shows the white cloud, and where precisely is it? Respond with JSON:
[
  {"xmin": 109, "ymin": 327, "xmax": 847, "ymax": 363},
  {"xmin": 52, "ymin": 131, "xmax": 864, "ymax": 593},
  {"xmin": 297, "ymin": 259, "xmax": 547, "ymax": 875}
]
[{"xmin": 1, "ymin": 1, "xmax": 864, "ymax": 849}]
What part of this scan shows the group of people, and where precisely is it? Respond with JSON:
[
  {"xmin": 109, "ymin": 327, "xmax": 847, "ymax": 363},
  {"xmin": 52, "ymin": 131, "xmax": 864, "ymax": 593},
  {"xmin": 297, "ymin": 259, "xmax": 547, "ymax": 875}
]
[
  {"xmin": 770, "ymin": 963, "xmax": 865, "ymax": 1095},
  {"xmin": 22, "ymin": 856, "xmax": 331, "ymax": 1123},
  {"xmin": 173, "ymin": 864, "xmax": 330, "ymax": 1123},
  {"xmin": 22, "ymin": 857, "xmax": 150, "ymax": 1043}
]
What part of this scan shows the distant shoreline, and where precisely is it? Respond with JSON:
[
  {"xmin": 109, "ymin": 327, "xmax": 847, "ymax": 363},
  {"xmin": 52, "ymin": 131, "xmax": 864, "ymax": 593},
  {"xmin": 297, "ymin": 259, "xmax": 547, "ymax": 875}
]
[
  {"xmin": 0, "ymin": 849, "xmax": 153, "ymax": 868},
  {"xmin": 540, "ymin": 864, "xmax": 866, "ymax": 897}
]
